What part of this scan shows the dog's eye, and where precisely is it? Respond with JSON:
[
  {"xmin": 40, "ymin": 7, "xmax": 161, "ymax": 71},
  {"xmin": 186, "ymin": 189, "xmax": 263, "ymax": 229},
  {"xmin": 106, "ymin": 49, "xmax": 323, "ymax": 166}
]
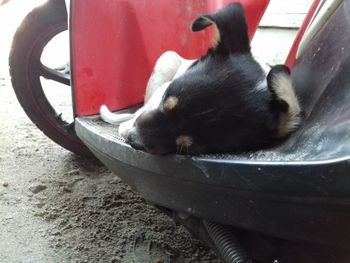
[
  {"xmin": 175, "ymin": 135, "xmax": 194, "ymax": 154},
  {"xmin": 163, "ymin": 96, "xmax": 178, "ymax": 113}
]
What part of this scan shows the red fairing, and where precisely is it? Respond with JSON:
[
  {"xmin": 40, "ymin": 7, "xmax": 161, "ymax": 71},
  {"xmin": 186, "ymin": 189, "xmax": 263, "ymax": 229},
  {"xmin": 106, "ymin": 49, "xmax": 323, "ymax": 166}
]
[{"xmin": 71, "ymin": 0, "xmax": 270, "ymax": 116}]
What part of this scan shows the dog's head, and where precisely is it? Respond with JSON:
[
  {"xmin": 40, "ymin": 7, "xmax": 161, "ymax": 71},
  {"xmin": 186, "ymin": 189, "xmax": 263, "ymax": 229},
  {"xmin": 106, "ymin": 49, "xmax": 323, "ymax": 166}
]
[{"xmin": 127, "ymin": 3, "xmax": 300, "ymax": 155}]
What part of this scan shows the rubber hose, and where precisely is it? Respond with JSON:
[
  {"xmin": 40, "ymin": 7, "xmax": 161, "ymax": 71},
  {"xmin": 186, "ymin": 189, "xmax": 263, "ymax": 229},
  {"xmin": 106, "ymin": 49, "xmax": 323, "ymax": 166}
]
[{"xmin": 203, "ymin": 220, "xmax": 252, "ymax": 263}]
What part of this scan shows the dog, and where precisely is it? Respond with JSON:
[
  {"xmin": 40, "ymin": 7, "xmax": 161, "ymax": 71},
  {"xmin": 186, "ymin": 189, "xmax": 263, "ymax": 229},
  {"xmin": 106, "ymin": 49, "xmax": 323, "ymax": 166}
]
[{"xmin": 100, "ymin": 3, "xmax": 301, "ymax": 155}]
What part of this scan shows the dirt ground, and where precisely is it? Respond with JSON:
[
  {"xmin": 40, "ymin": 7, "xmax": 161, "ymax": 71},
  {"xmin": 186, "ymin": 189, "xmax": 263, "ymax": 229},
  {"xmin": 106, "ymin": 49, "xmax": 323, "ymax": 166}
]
[{"xmin": 0, "ymin": 76, "xmax": 220, "ymax": 263}]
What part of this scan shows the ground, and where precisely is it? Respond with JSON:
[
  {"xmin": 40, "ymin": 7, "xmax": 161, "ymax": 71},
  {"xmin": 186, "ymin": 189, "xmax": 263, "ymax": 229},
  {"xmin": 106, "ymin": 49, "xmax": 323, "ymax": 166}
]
[{"xmin": 0, "ymin": 79, "xmax": 220, "ymax": 262}]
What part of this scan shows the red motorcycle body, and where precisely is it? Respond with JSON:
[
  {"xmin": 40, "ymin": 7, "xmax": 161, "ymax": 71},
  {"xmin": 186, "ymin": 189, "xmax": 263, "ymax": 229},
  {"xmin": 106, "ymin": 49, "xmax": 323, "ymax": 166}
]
[{"xmin": 70, "ymin": 0, "xmax": 270, "ymax": 116}]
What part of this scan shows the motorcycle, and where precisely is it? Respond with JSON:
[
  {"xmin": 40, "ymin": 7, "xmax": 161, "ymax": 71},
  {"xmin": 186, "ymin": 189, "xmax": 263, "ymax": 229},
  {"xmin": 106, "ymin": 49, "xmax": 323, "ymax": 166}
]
[{"xmin": 9, "ymin": 0, "xmax": 350, "ymax": 262}]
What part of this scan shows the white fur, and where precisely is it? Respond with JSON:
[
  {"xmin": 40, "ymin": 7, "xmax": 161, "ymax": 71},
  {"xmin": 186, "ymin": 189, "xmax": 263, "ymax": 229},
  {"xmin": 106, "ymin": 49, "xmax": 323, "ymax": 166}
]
[
  {"xmin": 254, "ymin": 78, "xmax": 268, "ymax": 92},
  {"xmin": 273, "ymin": 74, "xmax": 302, "ymax": 138},
  {"xmin": 253, "ymin": 57, "xmax": 270, "ymax": 92},
  {"xmin": 145, "ymin": 51, "xmax": 182, "ymax": 102},
  {"xmin": 99, "ymin": 105, "xmax": 133, "ymax": 124},
  {"xmin": 100, "ymin": 51, "xmax": 195, "ymax": 140}
]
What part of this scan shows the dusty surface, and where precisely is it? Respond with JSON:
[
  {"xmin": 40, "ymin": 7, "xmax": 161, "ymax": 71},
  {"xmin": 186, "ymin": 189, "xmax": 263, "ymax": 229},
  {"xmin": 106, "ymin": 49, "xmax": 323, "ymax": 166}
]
[{"xmin": 0, "ymin": 78, "xmax": 219, "ymax": 263}]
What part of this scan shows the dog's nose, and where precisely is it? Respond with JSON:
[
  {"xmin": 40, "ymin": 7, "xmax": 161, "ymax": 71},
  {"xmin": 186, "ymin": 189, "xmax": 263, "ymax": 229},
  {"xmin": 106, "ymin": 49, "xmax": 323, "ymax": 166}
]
[
  {"xmin": 127, "ymin": 129, "xmax": 135, "ymax": 143},
  {"xmin": 127, "ymin": 129, "xmax": 146, "ymax": 151}
]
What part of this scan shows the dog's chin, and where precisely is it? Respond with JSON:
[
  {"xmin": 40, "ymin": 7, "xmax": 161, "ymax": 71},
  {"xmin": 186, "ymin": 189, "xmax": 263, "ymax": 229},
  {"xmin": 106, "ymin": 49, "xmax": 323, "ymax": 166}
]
[
  {"xmin": 129, "ymin": 141, "xmax": 171, "ymax": 155},
  {"xmin": 127, "ymin": 129, "xmax": 170, "ymax": 155}
]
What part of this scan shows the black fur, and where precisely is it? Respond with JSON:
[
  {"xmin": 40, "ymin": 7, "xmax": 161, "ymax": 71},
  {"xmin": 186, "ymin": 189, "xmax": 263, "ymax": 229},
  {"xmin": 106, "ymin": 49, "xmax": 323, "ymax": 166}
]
[
  {"xmin": 127, "ymin": 3, "xmax": 297, "ymax": 155},
  {"xmin": 191, "ymin": 3, "xmax": 249, "ymax": 54}
]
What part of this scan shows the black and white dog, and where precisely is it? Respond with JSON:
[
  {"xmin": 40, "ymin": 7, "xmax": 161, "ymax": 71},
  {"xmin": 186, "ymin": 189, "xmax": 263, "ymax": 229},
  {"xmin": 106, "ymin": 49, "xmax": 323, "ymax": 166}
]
[{"xmin": 101, "ymin": 3, "xmax": 301, "ymax": 155}]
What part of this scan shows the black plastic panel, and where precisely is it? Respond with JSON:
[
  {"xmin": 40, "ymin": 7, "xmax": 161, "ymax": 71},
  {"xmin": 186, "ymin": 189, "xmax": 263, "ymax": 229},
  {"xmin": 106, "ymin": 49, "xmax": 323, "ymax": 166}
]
[{"xmin": 76, "ymin": 116, "xmax": 350, "ymax": 247}]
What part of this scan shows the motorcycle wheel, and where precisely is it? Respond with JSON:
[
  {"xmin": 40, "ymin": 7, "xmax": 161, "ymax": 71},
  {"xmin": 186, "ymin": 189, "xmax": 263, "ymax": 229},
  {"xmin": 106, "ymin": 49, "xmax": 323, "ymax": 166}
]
[{"xmin": 9, "ymin": 0, "xmax": 92, "ymax": 156}]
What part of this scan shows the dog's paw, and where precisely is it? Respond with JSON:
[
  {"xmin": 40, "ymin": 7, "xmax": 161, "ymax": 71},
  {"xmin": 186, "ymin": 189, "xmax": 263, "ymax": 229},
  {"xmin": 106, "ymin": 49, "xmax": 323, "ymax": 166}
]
[{"xmin": 145, "ymin": 51, "xmax": 183, "ymax": 102}]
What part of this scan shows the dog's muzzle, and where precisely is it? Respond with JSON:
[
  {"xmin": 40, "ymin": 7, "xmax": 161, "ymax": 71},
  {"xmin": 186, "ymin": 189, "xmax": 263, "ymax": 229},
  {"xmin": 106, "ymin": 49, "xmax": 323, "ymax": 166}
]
[{"xmin": 127, "ymin": 128, "xmax": 146, "ymax": 151}]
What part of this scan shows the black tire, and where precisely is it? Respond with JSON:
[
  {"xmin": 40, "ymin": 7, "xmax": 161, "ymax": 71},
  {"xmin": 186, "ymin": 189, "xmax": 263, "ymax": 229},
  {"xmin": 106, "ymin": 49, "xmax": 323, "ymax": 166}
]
[{"xmin": 9, "ymin": 0, "xmax": 92, "ymax": 156}]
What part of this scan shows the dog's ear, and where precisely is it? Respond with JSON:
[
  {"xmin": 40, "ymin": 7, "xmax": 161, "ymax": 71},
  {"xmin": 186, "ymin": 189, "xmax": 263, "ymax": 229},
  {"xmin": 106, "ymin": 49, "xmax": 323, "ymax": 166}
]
[
  {"xmin": 267, "ymin": 65, "xmax": 302, "ymax": 137},
  {"xmin": 267, "ymin": 65, "xmax": 292, "ymax": 112},
  {"xmin": 191, "ymin": 3, "xmax": 250, "ymax": 54}
]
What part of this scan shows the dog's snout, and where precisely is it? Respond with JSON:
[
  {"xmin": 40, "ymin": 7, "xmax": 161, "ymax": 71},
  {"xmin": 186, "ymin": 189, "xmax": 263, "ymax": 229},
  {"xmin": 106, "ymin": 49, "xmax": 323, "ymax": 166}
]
[
  {"xmin": 127, "ymin": 129, "xmax": 146, "ymax": 151},
  {"xmin": 127, "ymin": 129, "xmax": 136, "ymax": 143}
]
